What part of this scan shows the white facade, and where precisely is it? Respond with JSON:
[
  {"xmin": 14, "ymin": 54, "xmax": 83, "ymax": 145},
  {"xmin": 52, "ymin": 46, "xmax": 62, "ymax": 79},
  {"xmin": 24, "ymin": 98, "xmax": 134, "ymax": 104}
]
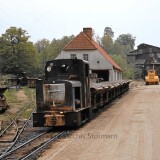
[
  {"xmin": 113, "ymin": 70, "xmax": 123, "ymax": 81},
  {"xmin": 56, "ymin": 50, "xmax": 122, "ymax": 81}
]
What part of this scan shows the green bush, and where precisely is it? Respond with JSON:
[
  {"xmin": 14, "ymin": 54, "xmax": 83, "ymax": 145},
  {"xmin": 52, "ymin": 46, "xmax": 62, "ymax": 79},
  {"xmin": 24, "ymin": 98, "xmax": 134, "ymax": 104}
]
[{"xmin": 110, "ymin": 54, "xmax": 136, "ymax": 79}]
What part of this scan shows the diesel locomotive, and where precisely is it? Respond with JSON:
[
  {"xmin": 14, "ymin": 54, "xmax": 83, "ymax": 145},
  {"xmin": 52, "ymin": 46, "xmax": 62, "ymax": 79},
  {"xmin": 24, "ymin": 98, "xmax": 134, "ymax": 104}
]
[{"xmin": 33, "ymin": 59, "xmax": 130, "ymax": 127}]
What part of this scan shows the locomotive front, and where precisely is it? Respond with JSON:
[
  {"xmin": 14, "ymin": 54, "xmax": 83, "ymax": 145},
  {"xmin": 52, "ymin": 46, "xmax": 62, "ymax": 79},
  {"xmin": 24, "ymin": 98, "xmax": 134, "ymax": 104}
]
[{"xmin": 33, "ymin": 59, "xmax": 91, "ymax": 127}]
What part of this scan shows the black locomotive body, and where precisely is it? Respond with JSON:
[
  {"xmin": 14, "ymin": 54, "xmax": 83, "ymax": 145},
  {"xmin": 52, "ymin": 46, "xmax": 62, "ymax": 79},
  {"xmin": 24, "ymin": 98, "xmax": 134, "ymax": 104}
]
[{"xmin": 33, "ymin": 59, "xmax": 130, "ymax": 127}]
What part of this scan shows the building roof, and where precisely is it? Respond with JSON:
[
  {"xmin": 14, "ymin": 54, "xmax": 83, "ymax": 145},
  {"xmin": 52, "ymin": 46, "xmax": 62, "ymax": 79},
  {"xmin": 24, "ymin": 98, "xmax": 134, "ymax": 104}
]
[
  {"xmin": 64, "ymin": 32, "xmax": 96, "ymax": 50},
  {"xmin": 138, "ymin": 43, "xmax": 160, "ymax": 49},
  {"xmin": 63, "ymin": 28, "xmax": 123, "ymax": 71},
  {"xmin": 129, "ymin": 43, "xmax": 160, "ymax": 54}
]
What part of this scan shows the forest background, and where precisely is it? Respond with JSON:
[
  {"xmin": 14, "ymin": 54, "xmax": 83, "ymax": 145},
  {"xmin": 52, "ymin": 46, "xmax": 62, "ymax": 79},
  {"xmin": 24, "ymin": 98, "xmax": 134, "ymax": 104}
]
[{"xmin": 0, "ymin": 26, "xmax": 136, "ymax": 79}]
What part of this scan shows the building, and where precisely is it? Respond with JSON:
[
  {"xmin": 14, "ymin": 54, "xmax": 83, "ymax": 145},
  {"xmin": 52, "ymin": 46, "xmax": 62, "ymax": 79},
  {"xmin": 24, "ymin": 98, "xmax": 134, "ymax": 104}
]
[
  {"xmin": 127, "ymin": 43, "xmax": 160, "ymax": 78},
  {"xmin": 56, "ymin": 28, "xmax": 123, "ymax": 81}
]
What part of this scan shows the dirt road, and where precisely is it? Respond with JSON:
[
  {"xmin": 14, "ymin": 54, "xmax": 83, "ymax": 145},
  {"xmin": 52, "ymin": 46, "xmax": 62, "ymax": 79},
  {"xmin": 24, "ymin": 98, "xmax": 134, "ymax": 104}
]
[{"xmin": 39, "ymin": 84, "xmax": 160, "ymax": 160}]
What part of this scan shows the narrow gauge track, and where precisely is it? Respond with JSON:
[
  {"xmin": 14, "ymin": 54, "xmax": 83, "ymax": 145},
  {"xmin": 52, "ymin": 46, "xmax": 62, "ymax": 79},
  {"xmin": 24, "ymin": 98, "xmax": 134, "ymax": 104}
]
[
  {"xmin": 0, "ymin": 113, "xmax": 18, "ymax": 142},
  {"xmin": 0, "ymin": 130, "xmax": 69, "ymax": 160},
  {"xmin": 0, "ymin": 103, "xmax": 35, "ymax": 143},
  {"xmin": 0, "ymin": 102, "xmax": 35, "ymax": 155}
]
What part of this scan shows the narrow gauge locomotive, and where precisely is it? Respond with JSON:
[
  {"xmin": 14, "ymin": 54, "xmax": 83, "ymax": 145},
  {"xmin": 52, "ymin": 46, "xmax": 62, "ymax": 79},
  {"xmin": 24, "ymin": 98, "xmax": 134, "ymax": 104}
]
[{"xmin": 33, "ymin": 59, "xmax": 130, "ymax": 127}]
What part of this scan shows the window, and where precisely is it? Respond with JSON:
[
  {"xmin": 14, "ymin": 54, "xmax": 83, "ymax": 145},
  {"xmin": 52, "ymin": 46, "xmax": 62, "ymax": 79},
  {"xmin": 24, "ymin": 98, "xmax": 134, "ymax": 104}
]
[
  {"xmin": 74, "ymin": 87, "xmax": 81, "ymax": 109},
  {"xmin": 83, "ymin": 54, "xmax": 88, "ymax": 61},
  {"xmin": 71, "ymin": 54, "xmax": 76, "ymax": 59},
  {"xmin": 60, "ymin": 64, "xmax": 69, "ymax": 74}
]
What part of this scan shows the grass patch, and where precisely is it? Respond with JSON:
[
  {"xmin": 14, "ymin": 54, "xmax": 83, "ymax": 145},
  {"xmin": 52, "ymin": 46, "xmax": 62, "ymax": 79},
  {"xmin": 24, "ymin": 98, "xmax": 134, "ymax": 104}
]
[
  {"xmin": 4, "ymin": 89, "xmax": 17, "ymax": 103},
  {"xmin": 23, "ymin": 86, "xmax": 36, "ymax": 101},
  {"xmin": 3, "ymin": 87, "xmax": 36, "ymax": 119}
]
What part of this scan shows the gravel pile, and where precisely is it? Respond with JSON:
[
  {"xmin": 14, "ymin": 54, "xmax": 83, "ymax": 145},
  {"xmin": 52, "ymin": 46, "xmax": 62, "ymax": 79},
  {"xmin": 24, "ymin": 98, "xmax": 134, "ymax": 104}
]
[{"xmin": 129, "ymin": 80, "xmax": 145, "ymax": 89}]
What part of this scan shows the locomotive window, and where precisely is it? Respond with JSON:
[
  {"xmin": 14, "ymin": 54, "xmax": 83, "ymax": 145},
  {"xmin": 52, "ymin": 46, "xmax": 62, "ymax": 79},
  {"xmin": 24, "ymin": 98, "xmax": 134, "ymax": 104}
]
[
  {"xmin": 74, "ymin": 87, "xmax": 81, "ymax": 109},
  {"xmin": 85, "ymin": 64, "xmax": 89, "ymax": 77},
  {"xmin": 60, "ymin": 64, "xmax": 69, "ymax": 74}
]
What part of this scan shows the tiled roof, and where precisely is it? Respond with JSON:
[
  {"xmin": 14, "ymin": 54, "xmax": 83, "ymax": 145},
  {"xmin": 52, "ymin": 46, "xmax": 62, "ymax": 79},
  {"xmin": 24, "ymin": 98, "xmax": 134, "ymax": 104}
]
[
  {"xmin": 63, "ymin": 30, "xmax": 123, "ymax": 71},
  {"xmin": 91, "ymin": 40, "xmax": 123, "ymax": 71},
  {"xmin": 64, "ymin": 32, "xmax": 96, "ymax": 50}
]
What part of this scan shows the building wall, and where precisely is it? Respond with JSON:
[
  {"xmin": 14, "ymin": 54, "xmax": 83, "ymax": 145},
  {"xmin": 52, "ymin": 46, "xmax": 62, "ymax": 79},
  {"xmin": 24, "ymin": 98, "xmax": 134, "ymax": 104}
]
[
  {"xmin": 127, "ymin": 54, "xmax": 136, "ymax": 64},
  {"xmin": 113, "ymin": 70, "xmax": 122, "ymax": 81},
  {"xmin": 127, "ymin": 44, "xmax": 160, "ymax": 78},
  {"xmin": 56, "ymin": 50, "xmax": 113, "ymax": 69},
  {"xmin": 56, "ymin": 50, "xmax": 122, "ymax": 81}
]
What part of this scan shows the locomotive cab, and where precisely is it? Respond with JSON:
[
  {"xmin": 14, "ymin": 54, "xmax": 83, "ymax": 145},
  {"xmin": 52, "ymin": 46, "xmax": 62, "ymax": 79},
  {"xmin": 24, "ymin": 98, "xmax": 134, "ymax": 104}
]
[{"xmin": 33, "ymin": 59, "xmax": 91, "ymax": 127}]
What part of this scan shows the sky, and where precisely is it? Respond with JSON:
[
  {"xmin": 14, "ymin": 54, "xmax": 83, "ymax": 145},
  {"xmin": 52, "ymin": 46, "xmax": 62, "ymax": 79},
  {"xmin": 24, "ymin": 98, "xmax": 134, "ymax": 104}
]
[{"xmin": 0, "ymin": 0, "xmax": 160, "ymax": 49}]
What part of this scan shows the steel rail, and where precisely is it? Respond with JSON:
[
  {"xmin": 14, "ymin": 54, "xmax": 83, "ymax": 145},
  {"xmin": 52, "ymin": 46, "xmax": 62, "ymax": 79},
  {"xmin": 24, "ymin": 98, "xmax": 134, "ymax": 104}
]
[
  {"xmin": 0, "ymin": 130, "xmax": 48, "ymax": 159},
  {"xmin": 0, "ymin": 113, "xmax": 18, "ymax": 143},
  {"xmin": 21, "ymin": 131, "xmax": 69, "ymax": 160},
  {"xmin": 3, "ymin": 106, "xmax": 35, "ymax": 152},
  {"xmin": 0, "ymin": 131, "xmax": 69, "ymax": 160},
  {"xmin": 0, "ymin": 103, "xmax": 32, "ymax": 138}
]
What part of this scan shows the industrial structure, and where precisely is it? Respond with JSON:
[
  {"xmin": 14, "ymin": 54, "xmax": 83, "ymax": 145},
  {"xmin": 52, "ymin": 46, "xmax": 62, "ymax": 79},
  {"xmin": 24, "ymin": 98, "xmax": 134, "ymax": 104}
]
[{"xmin": 127, "ymin": 43, "xmax": 160, "ymax": 79}]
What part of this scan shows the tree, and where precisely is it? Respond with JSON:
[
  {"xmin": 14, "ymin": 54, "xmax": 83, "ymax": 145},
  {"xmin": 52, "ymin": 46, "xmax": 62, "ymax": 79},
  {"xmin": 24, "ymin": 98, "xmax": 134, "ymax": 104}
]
[
  {"xmin": 34, "ymin": 35, "xmax": 74, "ymax": 74},
  {"xmin": 96, "ymin": 27, "xmax": 136, "ymax": 79},
  {"xmin": 49, "ymin": 35, "xmax": 74, "ymax": 59},
  {"xmin": 34, "ymin": 39, "xmax": 50, "ymax": 73},
  {"xmin": 34, "ymin": 38, "xmax": 50, "ymax": 54},
  {"xmin": 115, "ymin": 33, "xmax": 136, "ymax": 50},
  {"xmin": 101, "ymin": 35, "xmax": 113, "ymax": 54},
  {"xmin": 103, "ymin": 27, "xmax": 114, "ymax": 38},
  {"xmin": 94, "ymin": 34, "xmax": 101, "ymax": 46},
  {"xmin": 110, "ymin": 54, "xmax": 136, "ymax": 79},
  {"xmin": 100, "ymin": 27, "xmax": 114, "ymax": 54},
  {"xmin": 0, "ymin": 27, "xmax": 38, "ymax": 75},
  {"xmin": 111, "ymin": 41, "xmax": 123, "ymax": 55}
]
